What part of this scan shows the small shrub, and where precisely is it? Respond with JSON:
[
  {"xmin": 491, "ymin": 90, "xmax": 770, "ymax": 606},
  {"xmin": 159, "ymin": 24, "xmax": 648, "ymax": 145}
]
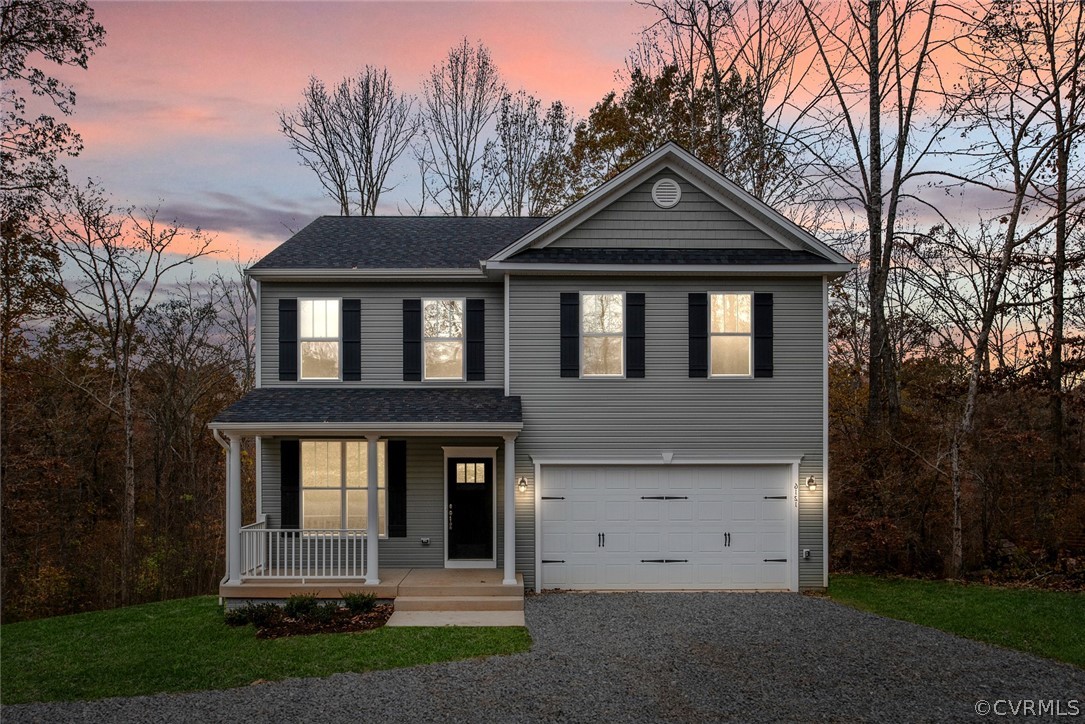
[
  {"xmin": 284, "ymin": 594, "xmax": 318, "ymax": 619},
  {"xmin": 309, "ymin": 601, "xmax": 338, "ymax": 624},
  {"xmin": 223, "ymin": 607, "xmax": 250, "ymax": 627},
  {"xmin": 247, "ymin": 602, "xmax": 284, "ymax": 628},
  {"xmin": 340, "ymin": 591, "xmax": 377, "ymax": 615}
]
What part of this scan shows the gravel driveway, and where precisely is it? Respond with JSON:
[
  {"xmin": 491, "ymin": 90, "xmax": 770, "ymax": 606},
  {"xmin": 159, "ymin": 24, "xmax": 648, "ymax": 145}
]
[{"xmin": 6, "ymin": 592, "xmax": 1084, "ymax": 723}]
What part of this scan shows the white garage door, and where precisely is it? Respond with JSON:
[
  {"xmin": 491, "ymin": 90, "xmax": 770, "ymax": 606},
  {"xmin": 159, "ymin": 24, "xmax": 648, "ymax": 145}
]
[{"xmin": 539, "ymin": 465, "xmax": 794, "ymax": 590}]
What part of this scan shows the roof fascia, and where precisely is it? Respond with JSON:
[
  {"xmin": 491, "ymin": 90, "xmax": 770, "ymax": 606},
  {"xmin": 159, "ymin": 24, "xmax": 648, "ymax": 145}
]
[
  {"xmin": 246, "ymin": 267, "xmax": 487, "ymax": 282},
  {"xmin": 483, "ymin": 261, "xmax": 855, "ymax": 278},
  {"xmin": 208, "ymin": 421, "xmax": 523, "ymax": 436}
]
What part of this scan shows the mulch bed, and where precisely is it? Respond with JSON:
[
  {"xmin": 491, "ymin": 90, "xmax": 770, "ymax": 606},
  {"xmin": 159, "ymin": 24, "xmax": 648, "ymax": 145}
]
[{"xmin": 255, "ymin": 604, "xmax": 394, "ymax": 639}]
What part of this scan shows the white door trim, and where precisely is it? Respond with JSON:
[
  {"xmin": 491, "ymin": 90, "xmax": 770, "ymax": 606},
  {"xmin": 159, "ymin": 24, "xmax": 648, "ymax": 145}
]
[
  {"xmin": 443, "ymin": 446, "xmax": 498, "ymax": 569},
  {"xmin": 534, "ymin": 460, "xmax": 800, "ymax": 593}
]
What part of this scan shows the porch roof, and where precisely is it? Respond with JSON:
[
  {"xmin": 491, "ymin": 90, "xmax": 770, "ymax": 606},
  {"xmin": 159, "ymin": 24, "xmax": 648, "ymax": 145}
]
[{"xmin": 210, "ymin": 387, "xmax": 522, "ymax": 436}]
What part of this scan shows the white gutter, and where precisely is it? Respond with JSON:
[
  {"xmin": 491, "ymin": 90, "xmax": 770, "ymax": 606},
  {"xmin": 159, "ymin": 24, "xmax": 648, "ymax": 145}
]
[
  {"xmin": 208, "ymin": 421, "xmax": 524, "ymax": 435},
  {"xmin": 483, "ymin": 262, "xmax": 856, "ymax": 277},
  {"xmin": 247, "ymin": 267, "xmax": 486, "ymax": 281}
]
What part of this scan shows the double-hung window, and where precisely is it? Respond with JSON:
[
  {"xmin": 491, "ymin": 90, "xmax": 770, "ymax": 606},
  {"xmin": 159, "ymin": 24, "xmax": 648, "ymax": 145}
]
[
  {"xmin": 423, "ymin": 298, "xmax": 464, "ymax": 380},
  {"xmin": 301, "ymin": 440, "xmax": 386, "ymax": 534},
  {"xmin": 299, "ymin": 299, "xmax": 340, "ymax": 380},
  {"xmin": 581, "ymin": 292, "xmax": 624, "ymax": 377},
  {"xmin": 710, "ymin": 292, "xmax": 752, "ymax": 376}
]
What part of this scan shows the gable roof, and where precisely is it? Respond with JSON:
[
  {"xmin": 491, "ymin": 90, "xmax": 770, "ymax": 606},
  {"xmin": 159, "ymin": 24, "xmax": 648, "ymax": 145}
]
[
  {"xmin": 249, "ymin": 216, "xmax": 547, "ymax": 274},
  {"xmin": 487, "ymin": 142, "xmax": 851, "ymax": 267}
]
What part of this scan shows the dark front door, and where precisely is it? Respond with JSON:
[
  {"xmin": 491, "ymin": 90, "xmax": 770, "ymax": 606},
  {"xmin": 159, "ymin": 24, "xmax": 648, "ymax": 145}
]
[{"xmin": 447, "ymin": 458, "xmax": 493, "ymax": 559}]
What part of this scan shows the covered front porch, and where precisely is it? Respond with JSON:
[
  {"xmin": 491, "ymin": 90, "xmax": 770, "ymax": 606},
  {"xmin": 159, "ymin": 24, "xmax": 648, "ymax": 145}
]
[{"xmin": 210, "ymin": 388, "xmax": 524, "ymax": 598}]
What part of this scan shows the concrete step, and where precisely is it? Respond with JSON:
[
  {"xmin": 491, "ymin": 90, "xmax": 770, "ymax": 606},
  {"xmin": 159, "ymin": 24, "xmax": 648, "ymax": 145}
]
[
  {"xmin": 394, "ymin": 595, "xmax": 524, "ymax": 612},
  {"xmin": 386, "ymin": 610, "xmax": 526, "ymax": 627},
  {"xmin": 397, "ymin": 583, "xmax": 523, "ymax": 597}
]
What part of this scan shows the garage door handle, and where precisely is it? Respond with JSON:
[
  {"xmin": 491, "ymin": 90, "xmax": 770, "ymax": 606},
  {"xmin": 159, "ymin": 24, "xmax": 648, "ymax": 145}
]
[
  {"xmin": 641, "ymin": 559, "xmax": 688, "ymax": 563},
  {"xmin": 541, "ymin": 559, "xmax": 565, "ymax": 564},
  {"xmin": 640, "ymin": 496, "xmax": 689, "ymax": 500},
  {"xmin": 541, "ymin": 496, "xmax": 565, "ymax": 500},
  {"xmin": 764, "ymin": 496, "xmax": 787, "ymax": 499},
  {"xmin": 763, "ymin": 558, "xmax": 787, "ymax": 562}
]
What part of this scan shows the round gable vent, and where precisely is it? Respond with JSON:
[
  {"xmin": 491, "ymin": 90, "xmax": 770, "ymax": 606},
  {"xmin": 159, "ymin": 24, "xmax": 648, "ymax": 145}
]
[{"xmin": 652, "ymin": 177, "xmax": 682, "ymax": 208}]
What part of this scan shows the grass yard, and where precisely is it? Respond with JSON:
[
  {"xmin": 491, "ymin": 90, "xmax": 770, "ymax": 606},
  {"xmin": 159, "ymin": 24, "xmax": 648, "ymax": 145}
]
[
  {"xmin": 829, "ymin": 574, "xmax": 1084, "ymax": 668},
  {"xmin": 0, "ymin": 596, "xmax": 531, "ymax": 705}
]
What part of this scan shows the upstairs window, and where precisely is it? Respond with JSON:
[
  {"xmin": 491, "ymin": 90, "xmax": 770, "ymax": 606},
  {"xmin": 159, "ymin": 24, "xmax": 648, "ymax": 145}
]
[
  {"xmin": 299, "ymin": 299, "xmax": 340, "ymax": 380},
  {"xmin": 301, "ymin": 440, "xmax": 386, "ymax": 534},
  {"xmin": 710, "ymin": 293, "xmax": 752, "ymax": 376},
  {"xmin": 581, "ymin": 292, "xmax": 624, "ymax": 377},
  {"xmin": 423, "ymin": 298, "xmax": 465, "ymax": 380}
]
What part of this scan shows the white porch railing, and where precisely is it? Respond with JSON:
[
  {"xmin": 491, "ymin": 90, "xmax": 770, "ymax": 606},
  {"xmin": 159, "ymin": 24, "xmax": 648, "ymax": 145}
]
[{"xmin": 240, "ymin": 521, "xmax": 367, "ymax": 581}]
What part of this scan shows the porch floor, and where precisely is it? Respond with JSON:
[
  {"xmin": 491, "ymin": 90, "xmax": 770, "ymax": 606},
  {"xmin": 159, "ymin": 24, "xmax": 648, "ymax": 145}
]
[{"xmin": 219, "ymin": 568, "xmax": 523, "ymax": 602}]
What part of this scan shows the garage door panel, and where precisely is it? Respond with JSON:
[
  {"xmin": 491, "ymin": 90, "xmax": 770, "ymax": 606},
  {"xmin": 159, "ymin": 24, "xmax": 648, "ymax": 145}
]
[{"xmin": 540, "ymin": 464, "xmax": 793, "ymax": 591}]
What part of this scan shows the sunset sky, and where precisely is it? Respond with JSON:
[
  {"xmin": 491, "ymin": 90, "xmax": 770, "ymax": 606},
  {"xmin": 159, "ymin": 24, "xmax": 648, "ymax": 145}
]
[{"xmin": 53, "ymin": 1, "xmax": 653, "ymax": 262}]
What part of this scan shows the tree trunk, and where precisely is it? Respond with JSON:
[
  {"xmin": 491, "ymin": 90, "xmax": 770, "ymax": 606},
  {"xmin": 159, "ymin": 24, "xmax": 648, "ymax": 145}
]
[
  {"xmin": 949, "ymin": 433, "xmax": 963, "ymax": 577},
  {"xmin": 865, "ymin": 0, "xmax": 889, "ymax": 428},
  {"xmin": 122, "ymin": 363, "xmax": 136, "ymax": 605}
]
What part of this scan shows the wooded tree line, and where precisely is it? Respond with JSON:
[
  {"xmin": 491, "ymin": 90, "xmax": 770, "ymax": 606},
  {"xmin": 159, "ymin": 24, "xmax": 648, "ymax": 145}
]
[{"xmin": 2, "ymin": 0, "xmax": 1082, "ymax": 620}]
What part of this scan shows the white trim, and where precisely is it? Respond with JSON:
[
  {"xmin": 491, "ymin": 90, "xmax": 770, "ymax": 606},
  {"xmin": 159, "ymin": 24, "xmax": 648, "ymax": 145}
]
[
  {"xmin": 297, "ymin": 297, "xmax": 342, "ymax": 382},
  {"xmin": 533, "ymin": 459, "xmax": 801, "ymax": 593},
  {"xmin": 822, "ymin": 275, "xmax": 830, "ymax": 588},
  {"xmin": 483, "ymin": 262, "xmax": 854, "ymax": 277},
  {"xmin": 530, "ymin": 455, "xmax": 803, "ymax": 466},
  {"xmin": 248, "ymin": 268, "xmax": 486, "ymax": 281},
  {"xmin": 503, "ymin": 274, "xmax": 510, "ymax": 396},
  {"xmin": 255, "ymin": 435, "xmax": 263, "ymax": 516},
  {"xmin": 422, "ymin": 297, "xmax": 466, "ymax": 382},
  {"xmin": 708, "ymin": 291, "xmax": 754, "ymax": 379},
  {"xmin": 253, "ymin": 278, "xmax": 261, "ymax": 388},
  {"xmin": 442, "ymin": 446, "xmax": 499, "ymax": 569},
  {"xmin": 211, "ymin": 421, "xmax": 523, "ymax": 435},
  {"xmin": 579, "ymin": 290, "xmax": 626, "ymax": 379}
]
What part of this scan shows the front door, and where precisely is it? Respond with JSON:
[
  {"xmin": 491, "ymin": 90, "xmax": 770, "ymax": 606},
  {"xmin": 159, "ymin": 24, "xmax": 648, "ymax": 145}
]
[{"xmin": 447, "ymin": 458, "xmax": 493, "ymax": 560}]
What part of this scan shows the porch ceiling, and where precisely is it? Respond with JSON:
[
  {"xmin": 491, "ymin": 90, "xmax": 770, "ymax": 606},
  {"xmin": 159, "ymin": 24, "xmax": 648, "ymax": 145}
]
[{"xmin": 210, "ymin": 387, "xmax": 522, "ymax": 436}]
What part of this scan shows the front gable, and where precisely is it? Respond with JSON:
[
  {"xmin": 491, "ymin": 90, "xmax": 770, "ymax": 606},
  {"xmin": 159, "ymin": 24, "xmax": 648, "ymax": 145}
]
[{"xmin": 488, "ymin": 142, "xmax": 851, "ymax": 271}]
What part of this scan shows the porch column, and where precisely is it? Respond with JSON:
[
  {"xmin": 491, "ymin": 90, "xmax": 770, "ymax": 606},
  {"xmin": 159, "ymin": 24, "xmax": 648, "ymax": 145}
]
[
  {"xmin": 365, "ymin": 433, "xmax": 380, "ymax": 584},
  {"xmin": 503, "ymin": 434, "xmax": 517, "ymax": 585},
  {"xmin": 227, "ymin": 433, "xmax": 242, "ymax": 583}
]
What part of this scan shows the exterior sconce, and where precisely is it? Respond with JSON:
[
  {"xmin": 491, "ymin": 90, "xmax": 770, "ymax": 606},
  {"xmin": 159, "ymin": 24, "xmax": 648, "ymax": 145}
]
[
  {"xmin": 517, "ymin": 477, "xmax": 528, "ymax": 494},
  {"xmin": 806, "ymin": 476, "xmax": 817, "ymax": 491}
]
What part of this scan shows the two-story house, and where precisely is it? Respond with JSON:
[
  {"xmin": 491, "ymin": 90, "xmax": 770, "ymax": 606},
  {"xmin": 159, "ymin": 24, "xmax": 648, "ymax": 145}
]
[{"xmin": 210, "ymin": 143, "xmax": 852, "ymax": 608}]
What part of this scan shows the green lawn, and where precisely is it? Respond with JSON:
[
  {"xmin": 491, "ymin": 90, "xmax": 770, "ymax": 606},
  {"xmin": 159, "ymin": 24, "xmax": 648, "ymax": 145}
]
[
  {"xmin": 0, "ymin": 596, "xmax": 531, "ymax": 705},
  {"xmin": 828, "ymin": 574, "xmax": 1084, "ymax": 668}
]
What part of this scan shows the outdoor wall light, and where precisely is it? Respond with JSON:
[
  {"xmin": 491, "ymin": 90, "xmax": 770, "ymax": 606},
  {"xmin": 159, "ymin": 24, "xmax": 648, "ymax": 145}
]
[
  {"xmin": 806, "ymin": 476, "xmax": 817, "ymax": 491},
  {"xmin": 517, "ymin": 477, "xmax": 528, "ymax": 494}
]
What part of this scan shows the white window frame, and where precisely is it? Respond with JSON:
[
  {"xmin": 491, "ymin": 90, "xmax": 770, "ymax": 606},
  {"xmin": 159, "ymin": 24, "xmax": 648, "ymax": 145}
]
[
  {"xmin": 298, "ymin": 297, "xmax": 342, "ymax": 381},
  {"xmin": 422, "ymin": 297, "xmax": 466, "ymax": 381},
  {"xmin": 579, "ymin": 291, "xmax": 626, "ymax": 379},
  {"xmin": 708, "ymin": 291, "xmax": 754, "ymax": 379},
  {"xmin": 300, "ymin": 439, "xmax": 387, "ymax": 536}
]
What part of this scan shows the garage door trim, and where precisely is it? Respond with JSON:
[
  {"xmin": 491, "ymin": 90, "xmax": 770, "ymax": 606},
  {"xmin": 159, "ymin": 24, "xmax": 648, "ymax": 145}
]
[{"xmin": 533, "ymin": 457, "xmax": 800, "ymax": 593}]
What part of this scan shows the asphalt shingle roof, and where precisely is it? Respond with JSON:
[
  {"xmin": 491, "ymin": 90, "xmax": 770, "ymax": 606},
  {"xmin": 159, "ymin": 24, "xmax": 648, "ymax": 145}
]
[
  {"xmin": 505, "ymin": 247, "xmax": 830, "ymax": 264},
  {"xmin": 250, "ymin": 216, "xmax": 548, "ymax": 270},
  {"xmin": 213, "ymin": 387, "xmax": 522, "ymax": 425}
]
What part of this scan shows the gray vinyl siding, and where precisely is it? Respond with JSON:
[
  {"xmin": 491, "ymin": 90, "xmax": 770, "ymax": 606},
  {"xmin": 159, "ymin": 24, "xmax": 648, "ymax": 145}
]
[
  {"xmin": 509, "ymin": 275, "xmax": 826, "ymax": 590},
  {"xmin": 260, "ymin": 436, "xmax": 510, "ymax": 570},
  {"xmin": 259, "ymin": 281, "xmax": 504, "ymax": 387},
  {"xmin": 550, "ymin": 171, "xmax": 781, "ymax": 249}
]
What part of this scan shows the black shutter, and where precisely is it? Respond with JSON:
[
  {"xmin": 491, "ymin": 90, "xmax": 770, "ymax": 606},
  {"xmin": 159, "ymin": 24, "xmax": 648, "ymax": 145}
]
[
  {"xmin": 278, "ymin": 299, "xmax": 298, "ymax": 381},
  {"xmin": 466, "ymin": 298, "xmax": 485, "ymax": 381},
  {"xmin": 627, "ymin": 293, "xmax": 645, "ymax": 378},
  {"xmin": 387, "ymin": 440, "xmax": 407, "ymax": 537},
  {"xmin": 403, "ymin": 299, "xmax": 421, "ymax": 381},
  {"xmin": 688, "ymin": 293, "xmax": 708, "ymax": 378},
  {"xmin": 753, "ymin": 293, "xmax": 774, "ymax": 378},
  {"xmin": 343, "ymin": 298, "xmax": 361, "ymax": 381},
  {"xmin": 280, "ymin": 439, "xmax": 300, "ymax": 529},
  {"xmin": 560, "ymin": 293, "xmax": 579, "ymax": 377}
]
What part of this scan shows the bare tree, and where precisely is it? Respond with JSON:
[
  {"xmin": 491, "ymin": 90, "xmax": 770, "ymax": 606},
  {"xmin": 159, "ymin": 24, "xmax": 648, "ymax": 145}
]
[
  {"xmin": 280, "ymin": 67, "xmax": 416, "ymax": 215},
  {"xmin": 210, "ymin": 258, "xmax": 256, "ymax": 392},
  {"xmin": 48, "ymin": 182, "xmax": 214, "ymax": 601},
  {"xmin": 416, "ymin": 39, "xmax": 505, "ymax": 216},
  {"xmin": 797, "ymin": 0, "xmax": 962, "ymax": 427},
  {"xmin": 486, "ymin": 92, "xmax": 574, "ymax": 216}
]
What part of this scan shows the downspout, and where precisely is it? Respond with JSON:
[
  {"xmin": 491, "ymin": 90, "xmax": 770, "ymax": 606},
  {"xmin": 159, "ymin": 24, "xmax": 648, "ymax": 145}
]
[{"xmin": 212, "ymin": 427, "xmax": 231, "ymax": 591}]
